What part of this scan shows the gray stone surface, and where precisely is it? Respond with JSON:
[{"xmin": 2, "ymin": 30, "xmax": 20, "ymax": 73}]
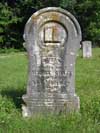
[
  {"xmin": 22, "ymin": 7, "xmax": 82, "ymax": 117},
  {"xmin": 82, "ymin": 41, "xmax": 92, "ymax": 58}
]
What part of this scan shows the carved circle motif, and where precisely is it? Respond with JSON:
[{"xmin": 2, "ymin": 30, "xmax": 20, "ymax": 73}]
[{"xmin": 39, "ymin": 22, "xmax": 67, "ymax": 47}]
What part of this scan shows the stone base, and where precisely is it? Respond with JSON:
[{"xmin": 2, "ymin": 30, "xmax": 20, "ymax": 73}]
[{"xmin": 22, "ymin": 92, "xmax": 80, "ymax": 117}]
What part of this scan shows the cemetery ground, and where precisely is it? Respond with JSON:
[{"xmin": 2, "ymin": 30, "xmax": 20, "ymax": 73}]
[{"xmin": 0, "ymin": 48, "xmax": 100, "ymax": 133}]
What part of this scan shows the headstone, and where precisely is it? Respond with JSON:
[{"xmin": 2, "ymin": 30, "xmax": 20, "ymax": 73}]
[
  {"xmin": 22, "ymin": 7, "xmax": 82, "ymax": 117},
  {"xmin": 82, "ymin": 41, "xmax": 92, "ymax": 58}
]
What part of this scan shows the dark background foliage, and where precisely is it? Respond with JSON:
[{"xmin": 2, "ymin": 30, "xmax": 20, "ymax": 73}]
[{"xmin": 0, "ymin": 0, "xmax": 100, "ymax": 49}]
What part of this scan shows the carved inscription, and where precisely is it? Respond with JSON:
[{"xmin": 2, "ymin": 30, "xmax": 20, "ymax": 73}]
[{"xmin": 31, "ymin": 56, "xmax": 72, "ymax": 92}]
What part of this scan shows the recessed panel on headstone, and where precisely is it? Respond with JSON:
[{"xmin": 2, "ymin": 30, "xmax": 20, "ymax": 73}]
[{"xmin": 22, "ymin": 7, "xmax": 82, "ymax": 117}]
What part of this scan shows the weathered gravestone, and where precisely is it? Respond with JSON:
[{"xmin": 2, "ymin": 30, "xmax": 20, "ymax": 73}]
[
  {"xmin": 82, "ymin": 41, "xmax": 92, "ymax": 58},
  {"xmin": 22, "ymin": 7, "xmax": 82, "ymax": 117}
]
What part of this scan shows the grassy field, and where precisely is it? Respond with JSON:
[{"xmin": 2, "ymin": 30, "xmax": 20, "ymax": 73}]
[{"xmin": 0, "ymin": 48, "xmax": 100, "ymax": 133}]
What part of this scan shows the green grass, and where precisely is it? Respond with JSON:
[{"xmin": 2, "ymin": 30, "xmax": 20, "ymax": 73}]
[{"xmin": 0, "ymin": 48, "xmax": 100, "ymax": 133}]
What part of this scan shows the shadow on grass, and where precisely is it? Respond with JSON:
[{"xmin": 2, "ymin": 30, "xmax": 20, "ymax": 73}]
[{"xmin": 1, "ymin": 88, "xmax": 26, "ymax": 109}]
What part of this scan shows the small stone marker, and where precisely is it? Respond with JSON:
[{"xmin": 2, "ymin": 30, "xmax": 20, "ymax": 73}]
[
  {"xmin": 22, "ymin": 7, "xmax": 82, "ymax": 117},
  {"xmin": 82, "ymin": 41, "xmax": 92, "ymax": 58}
]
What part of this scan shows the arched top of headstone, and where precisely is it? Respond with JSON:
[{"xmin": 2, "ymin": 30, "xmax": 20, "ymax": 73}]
[{"xmin": 23, "ymin": 7, "xmax": 82, "ymax": 51}]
